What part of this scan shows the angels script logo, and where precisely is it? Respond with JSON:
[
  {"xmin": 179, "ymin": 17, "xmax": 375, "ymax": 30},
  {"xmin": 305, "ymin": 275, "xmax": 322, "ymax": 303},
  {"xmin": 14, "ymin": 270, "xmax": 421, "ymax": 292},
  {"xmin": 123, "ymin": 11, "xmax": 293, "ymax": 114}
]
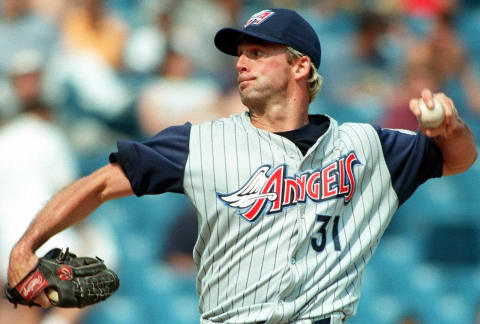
[{"xmin": 218, "ymin": 152, "xmax": 360, "ymax": 222}]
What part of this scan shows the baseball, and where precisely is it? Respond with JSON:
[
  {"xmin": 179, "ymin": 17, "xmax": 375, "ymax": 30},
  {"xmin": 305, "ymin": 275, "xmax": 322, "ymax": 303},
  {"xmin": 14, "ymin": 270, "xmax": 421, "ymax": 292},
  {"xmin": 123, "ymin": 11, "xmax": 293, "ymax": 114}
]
[
  {"xmin": 46, "ymin": 287, "xmax": 59, "ymax": 303},
  {"xmin": 418, "ymin": 95, "xmax": 445, "ymax": 128}
]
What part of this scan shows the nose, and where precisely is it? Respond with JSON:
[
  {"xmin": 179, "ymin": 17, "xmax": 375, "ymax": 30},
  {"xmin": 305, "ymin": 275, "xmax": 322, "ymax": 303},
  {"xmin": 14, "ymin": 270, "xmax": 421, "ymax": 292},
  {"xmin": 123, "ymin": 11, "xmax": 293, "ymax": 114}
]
[{"xmin": 236, "ymin": 54, "xmax": 248, "ymax": 73}]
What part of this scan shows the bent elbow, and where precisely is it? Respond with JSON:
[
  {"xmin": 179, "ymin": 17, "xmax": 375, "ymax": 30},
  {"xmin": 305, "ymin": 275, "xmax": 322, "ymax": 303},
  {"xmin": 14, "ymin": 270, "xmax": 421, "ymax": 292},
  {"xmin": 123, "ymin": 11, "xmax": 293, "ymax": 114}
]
[
  {"xmin": 442, "ymin": 147, "xmax": 478, "ymax": 176},
  {"xmin": 90, "ymin": 164, "xmax": 134, "ymax": 202}
]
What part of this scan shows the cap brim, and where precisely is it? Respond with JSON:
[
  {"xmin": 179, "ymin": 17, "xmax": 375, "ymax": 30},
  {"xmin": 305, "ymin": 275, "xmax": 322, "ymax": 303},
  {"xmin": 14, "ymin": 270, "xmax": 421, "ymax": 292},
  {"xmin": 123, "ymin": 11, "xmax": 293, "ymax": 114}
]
[{"xmin": 214, "ymin": 27, "xmax": 287, "ymax": 57}]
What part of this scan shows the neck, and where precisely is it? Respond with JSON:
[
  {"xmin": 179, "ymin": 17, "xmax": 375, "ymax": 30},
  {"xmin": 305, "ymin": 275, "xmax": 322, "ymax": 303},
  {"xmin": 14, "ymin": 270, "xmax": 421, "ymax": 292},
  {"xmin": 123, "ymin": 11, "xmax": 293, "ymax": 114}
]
[{"xmin": 248, "ymin": 94, "xmax": 310, "ymax": 132}]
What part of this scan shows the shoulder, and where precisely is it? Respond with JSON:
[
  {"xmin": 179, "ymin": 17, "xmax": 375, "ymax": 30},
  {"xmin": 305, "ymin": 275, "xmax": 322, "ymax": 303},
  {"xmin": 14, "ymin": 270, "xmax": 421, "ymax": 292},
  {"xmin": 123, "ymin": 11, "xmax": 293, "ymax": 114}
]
[
  {"xmin": 337, "ymin": 122, "xmax": 380, "ymax": 142},
  {"xmin": 371, "ymin": 126, "xmax": 428, "ymax": 151},
  {"xmin": 338, "ymin": 122, "xmax": 421, "ymax": 142},
  {"xmin": 191, "ymin": 113, "xmax": 246, "ymax": 131},
  {"xmin": 371, "ymin": 125, "xmax": 417, "ymax": 137},
  {"xmin": 338, "ymin": 122, "xmax": 377, "ymax": 132},
  {"xmin": 337, "ymin": 123, "xmax": 436, "ymax": 156}
]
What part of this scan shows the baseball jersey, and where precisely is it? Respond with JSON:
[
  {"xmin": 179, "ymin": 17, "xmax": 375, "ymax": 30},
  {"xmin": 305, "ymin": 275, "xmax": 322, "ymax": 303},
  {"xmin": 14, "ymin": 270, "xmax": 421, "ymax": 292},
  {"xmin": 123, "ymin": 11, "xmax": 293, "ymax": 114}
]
[{"xmin": 110, "ymin": 111, "xmax": 443, "ymax": 324}]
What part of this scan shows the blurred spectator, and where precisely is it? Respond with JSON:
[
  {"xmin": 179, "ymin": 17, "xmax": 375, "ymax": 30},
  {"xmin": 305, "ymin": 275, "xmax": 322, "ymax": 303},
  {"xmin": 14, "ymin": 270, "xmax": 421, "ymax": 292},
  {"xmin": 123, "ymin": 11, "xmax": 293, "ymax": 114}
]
[
  {"xmin": 217, "ymin": 0, "xmax": 243, "ymax": 21},
  {"xmin": 163, "ymin": 205, "xmax": 198, "ymax": 274},
  {"xmin": 42, "ymin": 0, "xmax": 136, "ymax": 152},
  {"xmin": 168, "ymin": 0, "xmax": 236, "ymax": 81},
  {"xmin": 28, "ymin": 0, "xmax": 73, "ymax": 22},
  {"xmin": 44, "ymin": 49, "xmax": 134, "ymax": 150},
  {"xmin": 0, "ymin": 50, "xmax": 81, "ymax": 324},
  {"xmin": 380, "ymin": 61, "xmax": 443, "ymax": 130},
  {"xmin": 403, "ymin": 0, "xmax": 454, "ymax": 17},
  {"xmin": 430, "ymin": 11, "xmax": 480, "ymax": 115},
  {"xmin": 0, "ymin": 0, "xmax": 58, "ymax": 74},
  {"xmin": 122, "ymin": 0, "xmax": 172, "ymax": 77},
  {"xmin": 0, "ymin": 77, "xmax": 18, "ymax": 119},
  {"xmin": 320, "ymin": 11, "xmax": 400, "ymax": 122},
  {"xmin": 407, "ymin": 9, "xmax": 480, "ymax": 116},
  {"xmin": 137, "ymin": 48, "xmax": 244, "ymax": 135},
  {"xmin": 0, "ymin": 49, "xmax": 118, "ymax": 324},
  {"xmin": 122, "ymin": 21, "xmax": 167, "ymax": 77},
  {"xmin": 380, "ymin": 6, "xmax": 480, "ymax": 130},
  {"xmin": 122, "ymin": 0, "xmax": 248, "ymax": 137},
  {"xmin": 61, "ymin": 0, "xmax": 127, "ymax": 69}
]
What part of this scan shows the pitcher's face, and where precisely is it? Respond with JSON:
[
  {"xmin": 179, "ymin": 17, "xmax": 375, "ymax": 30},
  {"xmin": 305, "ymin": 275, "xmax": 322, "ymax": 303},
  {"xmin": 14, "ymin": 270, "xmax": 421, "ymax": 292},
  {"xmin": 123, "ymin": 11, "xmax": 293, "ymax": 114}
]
[{"xmin": 236, "ymin": 39, "xmax": 292, "ymax": 108}]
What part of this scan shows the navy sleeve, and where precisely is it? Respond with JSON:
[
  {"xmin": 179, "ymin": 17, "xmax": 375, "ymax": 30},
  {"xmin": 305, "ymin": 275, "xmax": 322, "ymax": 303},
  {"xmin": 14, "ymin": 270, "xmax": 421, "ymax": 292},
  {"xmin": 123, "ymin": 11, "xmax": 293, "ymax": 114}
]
[
  {"xmin": 374, "ymin": 126, "xmax": 443, "ymax": 206},
  {"xmin": 109, "ymin": 123, "xmax": 191, "ymax": 196}
]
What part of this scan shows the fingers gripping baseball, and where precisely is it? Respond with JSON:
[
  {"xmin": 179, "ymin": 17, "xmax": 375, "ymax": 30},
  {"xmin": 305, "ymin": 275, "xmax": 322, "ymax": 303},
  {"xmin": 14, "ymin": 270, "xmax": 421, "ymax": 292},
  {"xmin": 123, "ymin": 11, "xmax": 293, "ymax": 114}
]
[{"xmin": 409, "ymin": 88, "xmax": 460, "ymax": 137}]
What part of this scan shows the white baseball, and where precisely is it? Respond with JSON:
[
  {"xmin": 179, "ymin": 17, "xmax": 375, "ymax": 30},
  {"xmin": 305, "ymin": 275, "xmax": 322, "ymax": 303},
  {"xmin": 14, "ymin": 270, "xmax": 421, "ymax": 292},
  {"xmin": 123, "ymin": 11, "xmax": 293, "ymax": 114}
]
[
  {"xmin": 418, "ymin": 95, "xmax": 445, "ymax": 128},
  {"xmin": 46, "ymin": 287, "xmax": 59, "ymax": 303}
]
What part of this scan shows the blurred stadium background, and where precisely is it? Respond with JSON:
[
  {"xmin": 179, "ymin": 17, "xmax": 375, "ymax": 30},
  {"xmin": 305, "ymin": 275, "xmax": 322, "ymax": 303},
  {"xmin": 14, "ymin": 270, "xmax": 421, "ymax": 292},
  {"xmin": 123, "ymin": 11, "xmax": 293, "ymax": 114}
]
[{"xmin": 0, "ymin": 0, "xmax": 479, "ymax": 323}]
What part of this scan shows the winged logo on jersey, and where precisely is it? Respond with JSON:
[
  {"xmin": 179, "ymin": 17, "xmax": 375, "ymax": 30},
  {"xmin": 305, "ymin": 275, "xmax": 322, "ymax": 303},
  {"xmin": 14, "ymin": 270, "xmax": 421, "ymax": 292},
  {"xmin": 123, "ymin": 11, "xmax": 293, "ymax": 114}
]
[
  {"xmin": 218, "ymin": 152, "xmax": 360, "ymax": 222},
  {"xmin": 218, "ymin": 166, "xmax": 278, "ymax": 208}
]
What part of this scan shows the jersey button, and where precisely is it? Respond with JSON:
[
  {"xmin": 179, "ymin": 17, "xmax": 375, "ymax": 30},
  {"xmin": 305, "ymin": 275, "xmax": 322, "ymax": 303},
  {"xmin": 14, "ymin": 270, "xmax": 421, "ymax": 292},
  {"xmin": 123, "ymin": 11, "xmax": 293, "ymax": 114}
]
[{"xmin": 291, "ymin": 258, "xmax": 296, "ymax": 265}]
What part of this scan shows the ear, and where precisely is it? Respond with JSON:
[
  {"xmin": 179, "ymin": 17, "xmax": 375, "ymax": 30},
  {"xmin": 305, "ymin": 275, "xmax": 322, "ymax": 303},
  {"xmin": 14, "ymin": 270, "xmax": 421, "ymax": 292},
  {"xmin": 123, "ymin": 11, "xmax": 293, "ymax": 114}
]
[{"xmin": 292, "ymin": 56, "xmax": 311, "ymax": 81}]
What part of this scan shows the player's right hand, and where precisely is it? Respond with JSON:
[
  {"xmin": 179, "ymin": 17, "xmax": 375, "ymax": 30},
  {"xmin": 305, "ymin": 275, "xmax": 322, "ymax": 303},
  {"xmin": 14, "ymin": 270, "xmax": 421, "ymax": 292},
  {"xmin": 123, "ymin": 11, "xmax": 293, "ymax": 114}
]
[
  {"xmin": 409, "ymin": 88, "xmax": 460, "ymax": 138},
  {"xmin": 7, "ymin": 244, "xmax": 51, "ymax": 308}
]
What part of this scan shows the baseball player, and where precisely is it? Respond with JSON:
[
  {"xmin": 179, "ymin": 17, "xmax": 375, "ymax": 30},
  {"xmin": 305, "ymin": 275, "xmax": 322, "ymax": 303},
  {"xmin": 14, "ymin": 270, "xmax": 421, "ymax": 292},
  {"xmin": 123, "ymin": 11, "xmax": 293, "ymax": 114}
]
[{"xmin": 6, "ymin": 8, "xmax": 477, "ymax": 324}]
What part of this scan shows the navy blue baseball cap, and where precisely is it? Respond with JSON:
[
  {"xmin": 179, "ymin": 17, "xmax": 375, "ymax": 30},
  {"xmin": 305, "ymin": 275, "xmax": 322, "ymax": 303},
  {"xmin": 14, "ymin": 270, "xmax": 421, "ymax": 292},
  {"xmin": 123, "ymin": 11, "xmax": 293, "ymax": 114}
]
[{"xmin": 214, "ymin": 8, "xmax": 321, "ymax": 69}]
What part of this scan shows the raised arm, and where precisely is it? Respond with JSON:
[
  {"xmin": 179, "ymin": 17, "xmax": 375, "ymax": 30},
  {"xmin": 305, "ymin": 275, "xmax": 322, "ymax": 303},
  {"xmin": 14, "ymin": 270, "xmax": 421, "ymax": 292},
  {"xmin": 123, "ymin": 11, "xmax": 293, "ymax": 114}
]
[
  {"xmin": 410, "ymin": 88, "xmax": 478, "ymax": 176},
  {"xmin": 7, "ymin": 163, "xmax": 133, "ymax": 306}
]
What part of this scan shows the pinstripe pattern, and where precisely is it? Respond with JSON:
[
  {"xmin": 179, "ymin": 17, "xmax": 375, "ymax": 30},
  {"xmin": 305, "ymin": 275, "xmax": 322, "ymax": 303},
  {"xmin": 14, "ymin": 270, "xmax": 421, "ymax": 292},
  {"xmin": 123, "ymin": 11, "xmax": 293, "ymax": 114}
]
[{"xmin": 183, "ymin": 112, "xmax": 399, "ymax": 323}]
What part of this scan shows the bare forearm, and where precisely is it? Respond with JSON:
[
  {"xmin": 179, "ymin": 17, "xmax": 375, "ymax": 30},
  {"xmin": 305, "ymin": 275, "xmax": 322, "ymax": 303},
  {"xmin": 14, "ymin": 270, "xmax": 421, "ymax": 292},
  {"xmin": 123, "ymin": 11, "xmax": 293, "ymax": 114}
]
[
  {"xmin": 435, "ymin": 119, "xmax": 478, "ymax": 175},
  {"xmin": 7, "ymin": 164, "xmax": 132, "ymax": 302},
  {"xmin": 14, "ymin": 163, "xmax": 133, "ymax": 253},
  {"xmin": 18, "ymin": 177, "xmax": 103, "ymax": 252}
]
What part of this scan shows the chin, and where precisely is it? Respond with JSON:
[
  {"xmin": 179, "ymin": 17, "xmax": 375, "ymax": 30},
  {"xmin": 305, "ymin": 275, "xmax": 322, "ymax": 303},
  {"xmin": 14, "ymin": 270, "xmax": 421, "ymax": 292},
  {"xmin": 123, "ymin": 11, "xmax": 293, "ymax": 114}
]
[{"xmin": 240, "ymin": 93, "xmax": 264, "ymax": 109}]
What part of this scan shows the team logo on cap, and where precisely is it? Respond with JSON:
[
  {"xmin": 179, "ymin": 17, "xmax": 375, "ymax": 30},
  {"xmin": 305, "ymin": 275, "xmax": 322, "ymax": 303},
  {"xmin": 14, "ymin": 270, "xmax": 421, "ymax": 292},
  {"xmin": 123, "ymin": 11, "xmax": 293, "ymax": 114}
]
[{"xmin": 244, "ymin": 10, "xmax": 275, "ymax": 27}]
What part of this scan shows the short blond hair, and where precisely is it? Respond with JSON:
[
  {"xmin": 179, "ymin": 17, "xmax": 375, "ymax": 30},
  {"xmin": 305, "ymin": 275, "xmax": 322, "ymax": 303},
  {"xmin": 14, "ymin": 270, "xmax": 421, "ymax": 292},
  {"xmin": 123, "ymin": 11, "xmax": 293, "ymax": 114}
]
[{"xmin": 285, "ymin": 46, "xmax": 323, "ymax": 102}]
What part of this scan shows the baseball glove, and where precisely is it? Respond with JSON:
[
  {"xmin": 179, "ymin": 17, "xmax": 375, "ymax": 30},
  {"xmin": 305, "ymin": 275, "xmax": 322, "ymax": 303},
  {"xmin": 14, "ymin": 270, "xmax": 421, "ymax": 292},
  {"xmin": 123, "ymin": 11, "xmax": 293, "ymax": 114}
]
[{"xmin": 4, "ymin": 248, "xmax": 119, "ymax": 308}]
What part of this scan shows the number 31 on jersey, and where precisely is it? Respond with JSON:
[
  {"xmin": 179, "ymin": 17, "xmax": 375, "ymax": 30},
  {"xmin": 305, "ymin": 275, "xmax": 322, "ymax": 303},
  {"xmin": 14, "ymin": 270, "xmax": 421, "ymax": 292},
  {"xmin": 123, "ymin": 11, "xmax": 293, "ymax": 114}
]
[{"xmin": 311, "ymin": 214, "xmax": 342, "ymax": 252}]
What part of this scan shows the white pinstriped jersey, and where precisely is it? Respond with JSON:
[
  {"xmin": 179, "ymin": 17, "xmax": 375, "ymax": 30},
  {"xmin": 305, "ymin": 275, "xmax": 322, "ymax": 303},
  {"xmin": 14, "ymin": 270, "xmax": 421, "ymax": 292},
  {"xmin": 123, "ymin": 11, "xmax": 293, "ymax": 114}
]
[
  {"xmin": 111, "ymin": 111, "xmax": 443, "ymax": 324},
  {"xmin": 183, "ymin": 112, "xmax": 396, "ymax": 323}
]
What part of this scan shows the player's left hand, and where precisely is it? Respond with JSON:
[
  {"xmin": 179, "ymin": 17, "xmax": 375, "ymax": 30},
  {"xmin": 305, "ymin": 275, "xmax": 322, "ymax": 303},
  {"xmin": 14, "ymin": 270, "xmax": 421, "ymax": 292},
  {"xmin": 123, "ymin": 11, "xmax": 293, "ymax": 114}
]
[
  {"xmin": 6, "ymin": 247, "xmax": 119, "ymax": 308},
  {"xmin": 7, "ymin": 245, "xmax": 51, "ymax": 308},
  {"xmin": 409, "ymin": 88, "xmax": 463, "ymax": 138}
]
